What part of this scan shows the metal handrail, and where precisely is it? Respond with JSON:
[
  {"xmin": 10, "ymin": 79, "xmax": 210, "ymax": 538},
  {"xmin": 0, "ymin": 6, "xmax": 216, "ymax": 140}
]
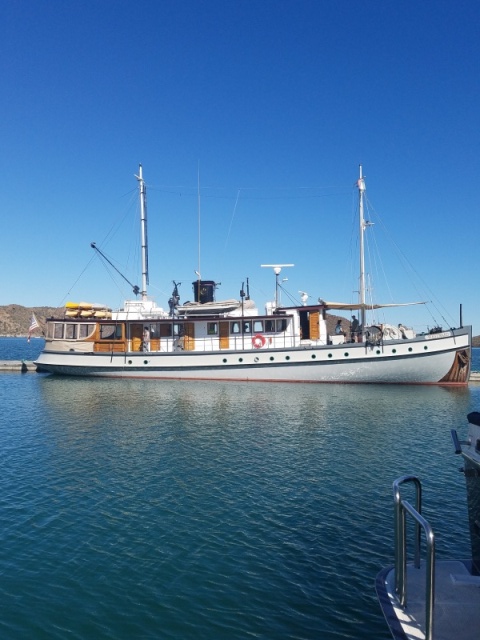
[{"xmin": 393, "ymin": 476, "xmax": 436, "ymax": 640}]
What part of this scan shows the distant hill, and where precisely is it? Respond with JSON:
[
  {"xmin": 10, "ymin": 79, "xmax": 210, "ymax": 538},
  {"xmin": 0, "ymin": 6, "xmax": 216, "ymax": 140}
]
[
  {"xmin": 0, "ymin": 305, "xmax": 60, "ymax": 336},
  {"xmin": 1, "ymin": 304, "xmax": 479, "ymax": 344}
]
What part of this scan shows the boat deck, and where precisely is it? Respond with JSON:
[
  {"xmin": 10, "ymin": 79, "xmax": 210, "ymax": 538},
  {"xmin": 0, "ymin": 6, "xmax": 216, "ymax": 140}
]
[{"xmin": 376, "ymin": 560, "xmax": 480, "ymax": 640}]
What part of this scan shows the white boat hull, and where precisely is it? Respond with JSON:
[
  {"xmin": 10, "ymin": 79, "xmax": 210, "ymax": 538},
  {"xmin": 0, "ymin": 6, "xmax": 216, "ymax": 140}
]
[{"xmin": 35, "ymin": 328, "xmax": 471, "ymax": 384}]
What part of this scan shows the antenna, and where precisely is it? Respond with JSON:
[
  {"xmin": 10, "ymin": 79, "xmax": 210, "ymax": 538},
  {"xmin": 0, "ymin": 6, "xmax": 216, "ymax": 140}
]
[
  {"xmin": 197, "ymin": 162, "xmax": 201, "ymax": 286},
  {"xmin": 261, "ymin": 264, "xmax": 294, "ymax": 308}
]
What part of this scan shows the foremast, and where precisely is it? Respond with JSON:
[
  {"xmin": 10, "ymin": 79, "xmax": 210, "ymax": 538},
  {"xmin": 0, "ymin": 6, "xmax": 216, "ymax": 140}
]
[{"xmin": 135, "ymin": 164, "xmax": 149, "ymax": 301}]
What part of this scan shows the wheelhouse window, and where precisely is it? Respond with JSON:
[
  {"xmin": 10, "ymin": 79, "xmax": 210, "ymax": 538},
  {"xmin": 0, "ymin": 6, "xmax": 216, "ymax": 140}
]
[
  {"xmin": 65, "ymin": 324, "xmax": 77, "ymax": 339},
  {"xmin": 79, "ymin": 324, "xmax": 94, "ymax": 339},
  {"xmin": 100, "ymin": 324, "xmax": 122, "ymax": 340},
  {"xmin": 230, "ymin": 321, "xmax": 241, "ymax": 334},
  {"xmin": 276, "ymin": 318, "xmax": 288, "ymax": 332},
  {"xmin": 53, "ymin": 323, "xmax": 64, "ymax": 339},
  {"xmin": 253, "ymin": 320, "xmax": 264, "ymax": 333},
  {"xmin": 243, "ymin": 321, "xmax": 252, "ymax": 334}
]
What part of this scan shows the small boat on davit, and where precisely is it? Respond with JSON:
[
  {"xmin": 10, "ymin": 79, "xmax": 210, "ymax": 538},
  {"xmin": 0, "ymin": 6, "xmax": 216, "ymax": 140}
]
[{"xmin": 35, "ymin": 166, "xmax": 471, "ymax": 383}]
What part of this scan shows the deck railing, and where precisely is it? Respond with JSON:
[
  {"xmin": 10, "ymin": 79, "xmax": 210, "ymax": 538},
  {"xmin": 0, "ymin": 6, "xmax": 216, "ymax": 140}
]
[{"xmin": 393, "ymin": 475, "xmax": 436, "ymax": 640}]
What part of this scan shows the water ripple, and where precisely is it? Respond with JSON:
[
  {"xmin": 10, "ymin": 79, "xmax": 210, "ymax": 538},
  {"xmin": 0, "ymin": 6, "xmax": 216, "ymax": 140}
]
[{"xmin": 1, "ymin": 374, "xmax": 479, "ymax": 639}]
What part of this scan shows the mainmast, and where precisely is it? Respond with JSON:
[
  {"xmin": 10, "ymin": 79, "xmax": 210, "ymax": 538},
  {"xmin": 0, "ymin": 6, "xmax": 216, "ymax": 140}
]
[
  {"xmin": 358, "ymin": 165, "xmax": 367, "ymax": 329},
  {"xmin": 135, "ymin": 164, "xmax": 149, "ymax": 300}
]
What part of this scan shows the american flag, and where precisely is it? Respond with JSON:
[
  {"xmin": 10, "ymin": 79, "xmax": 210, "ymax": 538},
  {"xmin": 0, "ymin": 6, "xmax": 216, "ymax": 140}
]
[{"xmin": 27, "ymin": 313, "xmax": 40, "ymax": 342}]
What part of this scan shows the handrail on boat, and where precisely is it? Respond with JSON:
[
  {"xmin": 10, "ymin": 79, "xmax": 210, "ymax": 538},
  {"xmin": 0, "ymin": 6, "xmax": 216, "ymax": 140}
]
[{"xmin": 393, "ymin": 475, "xmax": 435, "ymax": 640}]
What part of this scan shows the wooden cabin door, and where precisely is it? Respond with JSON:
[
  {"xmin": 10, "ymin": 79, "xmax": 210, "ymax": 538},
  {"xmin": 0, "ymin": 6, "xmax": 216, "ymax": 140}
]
[
  {"xmin": 183, "ymin": 322, "xmax": 195, "ymax": 351},
  {"xmin": 219, "ymin": 322, "xmax": 229, "ymax": 349}
]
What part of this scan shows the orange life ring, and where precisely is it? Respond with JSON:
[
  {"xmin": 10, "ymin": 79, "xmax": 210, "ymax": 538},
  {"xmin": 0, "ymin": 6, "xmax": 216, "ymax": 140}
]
[{"xmin": 252, "ymin": 334, "xmax": 266, "ymax": 349}]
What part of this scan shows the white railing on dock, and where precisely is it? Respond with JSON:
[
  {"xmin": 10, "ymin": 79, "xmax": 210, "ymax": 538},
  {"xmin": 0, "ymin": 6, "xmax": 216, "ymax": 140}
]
[{"xmin": 393, "ymin": 475, "xmax": 435, "ymax": 640}]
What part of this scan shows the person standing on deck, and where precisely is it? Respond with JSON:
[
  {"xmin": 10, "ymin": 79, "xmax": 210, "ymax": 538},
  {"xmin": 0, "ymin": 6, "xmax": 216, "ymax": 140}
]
[
  {"xmin": 351, "ymin": 315, "xmax": 359, "ymax": 342},
  {"xmin": 142, "ymin": 327, "xmax": 151, "ymax": 352}
]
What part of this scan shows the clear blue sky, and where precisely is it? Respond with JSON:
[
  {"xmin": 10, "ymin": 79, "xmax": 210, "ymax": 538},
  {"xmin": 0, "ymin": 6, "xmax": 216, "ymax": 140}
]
[{"xmin": 1, "ymin": 1, "xmax": 479, "ymax": 333}]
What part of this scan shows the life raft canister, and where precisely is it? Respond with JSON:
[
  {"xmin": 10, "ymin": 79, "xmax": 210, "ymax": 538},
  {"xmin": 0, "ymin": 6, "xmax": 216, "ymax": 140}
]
[{"xmin": 252, "ymin": 334, "xmax": 266, "ymax": 349}]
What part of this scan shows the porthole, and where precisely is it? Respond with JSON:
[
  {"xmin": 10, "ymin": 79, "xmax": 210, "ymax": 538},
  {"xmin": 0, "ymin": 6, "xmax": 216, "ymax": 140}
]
[
  {"xmin": 376, "ymin": 350, "xmax": 381, "ymax": 355},
  {"xmin": 269, "ymin": 356, "xmax": 274, "ymax": 361},
  {"xmin": 254, "ymin": 357, "xmax": 259, "ymax": 363},
  {"xmin": 128, "ymin": 360, "xmax": 133, "ymax": 365},
  {"xmin": 408, "ymin": 347, "xmax": 413, "ymax": 352},
  {"xmin": 239, "ymin": 357, "xmax": 243, "ymax": 362},
  {"xmin": 222, "ymin": 358, "xmax": 227, "ymax": 363},
  {"xmin": 285, "ymin": 355, "xmax": 290, "ymax": 361},
  {"xmin": 424, "ymin": 346, "xmax": 428, "ymax": 351},
  {"xmin": 344, "ymin": 352, "xmax": 349, "ymax": 357},
  {"xmin": 143, "ymin": 360, "xmax": 149, "ymax": 365},
  {"xmin": 328, "ymin": 353, "xmax": 333, "ymax": 358},
  {"xmin": 311, "ymin": 354, "xmax": 317, "ymax": 359},
  {"xmin": 392, "ymin": 349, "xmax": 397, "ymax": 354}
]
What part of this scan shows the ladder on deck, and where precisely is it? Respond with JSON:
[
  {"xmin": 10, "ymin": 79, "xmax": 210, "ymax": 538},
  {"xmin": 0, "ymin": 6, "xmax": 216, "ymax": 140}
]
[{"xmin": 393, "ymin": 475, "xmax": 435, "ymax": 640}]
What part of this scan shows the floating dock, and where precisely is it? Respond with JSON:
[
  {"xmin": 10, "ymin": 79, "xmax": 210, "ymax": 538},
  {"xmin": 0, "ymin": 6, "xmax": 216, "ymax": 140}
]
[{"xmin": 0, "ymin": 360, "xmax": 38, "ymax": 373}]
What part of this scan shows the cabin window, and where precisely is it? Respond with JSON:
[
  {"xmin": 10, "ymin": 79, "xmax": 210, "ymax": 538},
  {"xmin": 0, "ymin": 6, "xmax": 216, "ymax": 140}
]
[
  {"xmin": 173, "ymin": 323, "xmax": 184, "ymax": 337},
  {"xmin": 160, "ymin": 324, "xmax": 172, "ymax": 337},
  {"xmin": 78, "ymin": 324, "xmax": 95, "ymax": 338},
  {"xmin": 148, "ymin": 323, "xmax": 160, "ymax": 337},
  {"xmin": 243, "ymin": 321, "xmax": 252, "ymax": 334},
  {"xmin": 53, "ymin": 323, "xmax": 64, "ymax": 339},
  {"xmin": 100, "ymin": 324, "xmax": 122, "ymax": 340},
  {"xmin": 231, "ymin": 322, "xmax": 241, "ymax": 334},
  {"xmin": 65, "ymin": 324, "xmax": 77, "ymax": 339},
  {"xmin": 207, "ymin": 322, "xmax": 218, "ymax": 335},
  {"xmin": 265, "ymin": 319, "xmax": 275, "ymax": 333},
  {"xmin": 276, "ymin": 319, "xmax": 288, "ymax": 332},
  {"xmin": 253, "ymin": 320, "xmax": 264, "ymax": 333}
]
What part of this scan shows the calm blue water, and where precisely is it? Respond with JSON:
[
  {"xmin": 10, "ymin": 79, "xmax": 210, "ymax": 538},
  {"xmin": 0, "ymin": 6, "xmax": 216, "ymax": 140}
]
[
  {"xmin": 0, "ymin": 337, "xmax": 46, "ymax": 361},
  {"xmin": 1, "ymin": 338, "xmax": 480, "ymax": 639}
]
